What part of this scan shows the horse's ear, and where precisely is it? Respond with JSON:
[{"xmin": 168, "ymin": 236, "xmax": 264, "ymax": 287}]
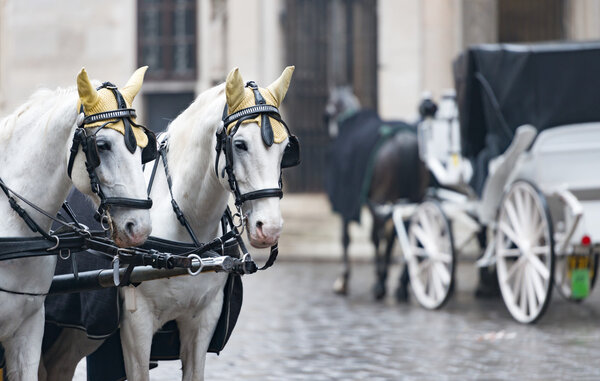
[
  {"xmin": 226, "ymin": 67, "xmax": 245, "ymax": 111},
  {"xmin": 121, "ymin": 66, "xmax": 148, "ymax": 105},
  {"xmin": 267, "ymin": 66, "xmax": 295, "ymax": 106},
  {"xmin": 77, "ymin": 68, "xmax": 99, "ymax": 110}
]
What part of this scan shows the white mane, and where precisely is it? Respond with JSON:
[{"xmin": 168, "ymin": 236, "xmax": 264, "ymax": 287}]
[
  {"xmin": 0, "ymin": 86, "xmax": 78, "ymax": 146},
  {"xmin": 166, "ymin": 83, "xmax": 226, "ymax": 171}
]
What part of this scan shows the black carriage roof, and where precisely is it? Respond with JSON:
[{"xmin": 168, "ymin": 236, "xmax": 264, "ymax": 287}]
[{"xmin": 454, "ymin": 41, "xmax": 600, "ymax": 159}]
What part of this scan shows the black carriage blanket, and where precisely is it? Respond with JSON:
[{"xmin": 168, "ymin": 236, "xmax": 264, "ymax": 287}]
[
  {"xmin": 42, "ymin": 189, "xmax": 242, "ymax": 381},
  {"xmin": 325, "ymin": 109, "xmax": 415, "ymax": 222}
]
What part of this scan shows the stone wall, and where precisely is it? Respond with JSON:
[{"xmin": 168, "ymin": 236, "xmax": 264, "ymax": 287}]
[
  {"xmin": 0, "ymin": 0, "xmax": 136, "ymax": 117},
  {"xmin": 1, "ymin": 0, "xmax": 599, "ymax": 123}
]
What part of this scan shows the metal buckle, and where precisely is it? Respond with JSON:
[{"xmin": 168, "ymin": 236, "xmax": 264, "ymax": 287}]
[
  {"xmin": 187, "ymin": 254, "xmax": 203, "ymax": 276},
  {"xmin": 59, "ymin": 249, "xmax": 71, "ymax": 260},
  {"xmin": 47, "ymin": 235, "xmax": 60, "ymax": 251}
]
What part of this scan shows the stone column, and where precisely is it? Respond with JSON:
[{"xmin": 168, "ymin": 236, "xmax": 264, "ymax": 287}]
[
  {"xmin": 377, "ymin": 0, "xmax": 421, "ymax": 119},
  {"xmin": 421, "ymin": 0, "xmax": 462, "ymax": 99},
  {"xmin": 460, "ymin": 0, "xmax": 498, "ymax": 47},
  {"xmin": 0, "ymin": 0, "xmax": 5, "ymax": 115},
  {"xmin": 564, "ymin": 0, "xmax": 600, "ymax": 40}
]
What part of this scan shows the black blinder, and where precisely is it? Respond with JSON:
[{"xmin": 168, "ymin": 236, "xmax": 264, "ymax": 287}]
[
  {"xmin": 225, "ymin": 135, "xmax": 235, "ymax": 167},
  {"xmin": 86, "ymin": 135, "xmax": 101, "ymax": 169},
  {"xmin": 141, "ymin": 128, "xmax": 158, "ymax": 164},
  {"xmin": 281, "ymin": 135, "xmax": 300, "ymax": 168}
]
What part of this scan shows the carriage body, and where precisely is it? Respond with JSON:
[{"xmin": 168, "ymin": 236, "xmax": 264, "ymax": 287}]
[{"xmin": 394, "ymin": 42, "xmax": 600, "ymax": 322}]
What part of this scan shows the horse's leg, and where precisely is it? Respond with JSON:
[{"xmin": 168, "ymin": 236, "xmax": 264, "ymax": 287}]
[
  {"xmin": 375, "ymin": 223, "xmax": 396, "ymax": 300},
  {"xmin": 396, "ymin": 221, "xmax": 410, "ymax": 302},
  {"xmin": 474, "ymin": 228, "xmax": 500, "ymax": 298},
  {"xmin": 3, "ymin": 305, "xmax": 44, "ymax": 381},
  {"xmin": 42, "ymin": 328, "xmax": 103, "ymax": 381},
  {"xmin": 120, "ymin": 304, "xmax": 155, "ymax": 381},
  {"xmin": 372, "ymin": 216, "xmax": 386, "ymax": 300},
  {"xmin": 177, "ymin": 295, "xmax": 224, "ymax": 381},
  {"xmin": 333, "ymin": 219, "xmax": 351, "ymax": 295}
]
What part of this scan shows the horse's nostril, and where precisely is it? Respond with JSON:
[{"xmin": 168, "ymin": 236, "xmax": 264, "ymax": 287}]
[
  {"xmin": 256, "ymin": 221, "xmax": 265, "ymax": 238},
  {"xmin": 126, "ymin": 221, "xmax": 136, "ymax": 236}
]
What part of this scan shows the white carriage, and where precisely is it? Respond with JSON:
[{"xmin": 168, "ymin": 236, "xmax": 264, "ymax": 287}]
[{"xmin": 393, "ymin": 42, "xmax": 600, "ymax": 323}]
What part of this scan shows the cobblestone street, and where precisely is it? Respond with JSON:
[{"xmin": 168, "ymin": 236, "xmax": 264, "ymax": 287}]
[
  {"xmin": 71, "ymin": 195, "xmax": 600, "ymax": 380},
  {"xmin": 75, "ymin": 260, "xmax": 600, "ymax": 380}
]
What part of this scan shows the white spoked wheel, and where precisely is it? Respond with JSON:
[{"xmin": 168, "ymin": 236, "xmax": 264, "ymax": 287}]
[
  {"xmin": 407, "ymin": 201, "xmax": 455, "ymax": 310},
  {"xmin": 496, "ymin": 181, "xmax": 554, "ymax": 324}
]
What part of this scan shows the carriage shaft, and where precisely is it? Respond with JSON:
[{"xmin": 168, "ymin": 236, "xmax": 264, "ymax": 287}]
[{"xmin": 48, "ymin": 257, "xmax": 233, "ymax": 294}]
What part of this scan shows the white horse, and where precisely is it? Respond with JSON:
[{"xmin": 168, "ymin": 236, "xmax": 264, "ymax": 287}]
[
  {"xmin": 44, "ymin": 66, "xmax": 295, "ymax": 380},
  {"xmin": 0, "ymin": 68, "xmax": 152, "ymax": 380}
]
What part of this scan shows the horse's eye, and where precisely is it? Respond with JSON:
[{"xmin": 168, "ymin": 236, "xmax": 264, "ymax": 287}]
[
  {"xmin": 97, "ymin": 140, "xmax": 111, "ymax": 152},
  {"xmin": 234, "ymin": 141, "xmax": 248, "ymax": 151}
]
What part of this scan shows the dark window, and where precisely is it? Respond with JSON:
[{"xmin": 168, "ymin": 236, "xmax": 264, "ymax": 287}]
[
  {"xmin": 137, "ymin": 0, "xmax": 197, "ymax": 80},
  {"xmin": 144, "ymin": 93, "xmax": 195, "ymax": 133}
]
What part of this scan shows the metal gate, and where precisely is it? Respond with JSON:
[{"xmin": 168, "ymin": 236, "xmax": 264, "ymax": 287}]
[{"xmin": 283, "ymin": 0, "xmax": 378, "ymax": 192}]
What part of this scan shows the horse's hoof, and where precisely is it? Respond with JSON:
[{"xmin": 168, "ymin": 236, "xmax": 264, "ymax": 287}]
[
  {"xmin": 333, "ymin": 276, "xmax": 348, "ymax": 295},
  {"xmin": 395, "ymin": 286, "xmax": 409, "ymax": 303},
  {"xmin": 373, "ymin": 282, "xmax": 386, "ymax": 300},
  {"xmin": 475, "ymin": 268, "xmax": 501, "ymax": 298},
  {"xmin": 474, "ymin": 282, "xmax": 501, "ymax": 298}
]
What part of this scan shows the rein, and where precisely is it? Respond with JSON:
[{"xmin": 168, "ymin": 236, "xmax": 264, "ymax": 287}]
[
  {"xmin": 146, "ymin": 135, "xmax": 279, "ymax": 272},
  {"xmin": 0, "ymin": 79, "xmax": 297, "ymax": 295},
  {"xmin": 211, "ymin": 80, "xmax": 302, "ymax": 270}
]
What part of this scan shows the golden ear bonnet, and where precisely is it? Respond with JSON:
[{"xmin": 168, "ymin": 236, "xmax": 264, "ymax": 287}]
[
  {"xmin": 225, "ymin": 66, "xmax": 295, "ymax": 145},
  {"xmin": 76, "ymin": 67, "xmax": 148, "ymax": 148},
  {"xmin": 226, "ymin": 87, "xmax": 288, "ymax": 144}
]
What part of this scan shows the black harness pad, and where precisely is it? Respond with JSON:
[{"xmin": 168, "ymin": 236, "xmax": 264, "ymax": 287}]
[
  {"xmin": 141, "ymin": 128, "xmax": 158, "ymax": 164},
  {"xmin": 282, "ymin": 135, "xmax": 301, "ymax": 168},
  {"xmin": 86, "ymin": 135, "xmax": 101, "ymax": 169}
]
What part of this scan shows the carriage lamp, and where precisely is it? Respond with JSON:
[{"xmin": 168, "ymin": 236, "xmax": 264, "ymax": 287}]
[{"xmin": 581, "ymin": 235, "xmax": 592, "ymax": 246}]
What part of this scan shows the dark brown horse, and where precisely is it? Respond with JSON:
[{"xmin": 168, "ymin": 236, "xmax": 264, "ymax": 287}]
[{"xmin": 324, "ymin": 87, "xmax": 429, "ymax": 299}]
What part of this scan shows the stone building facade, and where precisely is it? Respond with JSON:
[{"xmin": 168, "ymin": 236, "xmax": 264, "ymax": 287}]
[{"xmin": 1, "ymin": 0, "xmax": 599, "ymax": 190}]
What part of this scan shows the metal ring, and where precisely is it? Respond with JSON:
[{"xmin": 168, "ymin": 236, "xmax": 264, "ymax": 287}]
[
  {"xmin": 232, "ymin": 213, "xmax": 244, "ymax": 228},
  {"xmin": 232, "ymin": 212, "xmax": 246, "ymax": 234},
  {"xmin": 59, "ymin": 249, "xmax": 71, "ymax": 260},
  {"xmin": 47, "ymin": 235, "xmax": 60, "ymax": 251},
  {"xmin": 100, "ymin": 212, "xmax": 112, "ymax": 231},
  {"xmin": 187, "ymin": 254, "xmax": 203, "ymax": 276}
]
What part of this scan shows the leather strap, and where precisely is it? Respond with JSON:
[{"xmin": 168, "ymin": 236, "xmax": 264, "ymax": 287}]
[
  {"xmin": 101, "ymin": 197, "xmax": 153, "ymax": 210},
  {"xmin": 237, "ymin": 188, "xmax": 283, "ymax": 204},
  {"xmin": 81, "ymin": 109, "xmax": 137, "ymax": 126},
  {"xmin": 222, "ymin": 105, "xmax": 280, "ymax": 129}
]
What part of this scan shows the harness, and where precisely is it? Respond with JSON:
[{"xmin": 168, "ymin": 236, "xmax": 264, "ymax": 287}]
[
  {"xmin": 66, "ymin": 82, "xmax": 157, "ymax": 222},
  {"xmin": 0, "ymin": 83, "xmax": 158, "ymax": 295},
  {"xmin": 145, "ymin": 79, "xmax": 301, "ymax": 272},
  {"xmin": 216, "ymin": 81, "xmax": 300, "ymax": 208},
  {"xmin": 0, "ymin": 79, "xmax": 300, "ymax": 296},
  {"xmin": 218, "ymin": 81, "xmax": 300, "ymax": 268}
]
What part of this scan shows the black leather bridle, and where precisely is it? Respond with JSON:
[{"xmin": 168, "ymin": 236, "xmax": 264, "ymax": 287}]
[
  {"xmin": 215, "ymin": 80, "xmax": 300, "ymax": 209},
  {"xmin": 67, "ymin": 82, "xmax": 157, "ymax": 222}
]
